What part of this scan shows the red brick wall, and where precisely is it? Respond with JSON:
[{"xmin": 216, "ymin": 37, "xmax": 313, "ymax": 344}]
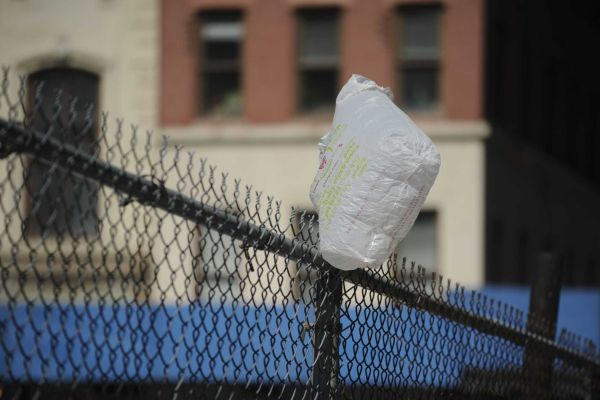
[
  {"xmin": 341, "ymin": 0, "xmax": 395, "ymax": 88},
  {"xmin": 442, "ymin": 0, "xmax": 484, "ymax": 119},
  {"xmin": 160, "ymin": 0, "xmax": 484, "ymax": 125},
  {"xmin": 161, "ymin": 0, "xmax": 196, "ymax": 124},
  {"xmin": 245, "ymin": 0, "xmax": 296, "ymax": 122}
]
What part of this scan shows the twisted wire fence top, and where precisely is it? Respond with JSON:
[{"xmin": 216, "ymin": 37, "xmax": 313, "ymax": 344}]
[{"xmin": 0, "ymin": 65, "xmax": 599, "ymax": 399}]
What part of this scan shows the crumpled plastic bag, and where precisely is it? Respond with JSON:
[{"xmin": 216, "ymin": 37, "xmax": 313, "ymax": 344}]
[{"xmin": 310, "ymin": 75, "xmax": 441, "ymax": 270}]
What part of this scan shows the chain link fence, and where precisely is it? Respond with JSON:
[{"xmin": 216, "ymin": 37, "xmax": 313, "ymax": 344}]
[{"xmin": 0, "ymin": 66, "xmax": 599, "ymax": 399}]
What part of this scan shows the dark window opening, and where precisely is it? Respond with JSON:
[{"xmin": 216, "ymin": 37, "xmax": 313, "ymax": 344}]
[
  {"xmin": 297, "ymin": 8, "xmax": 339, "ymax": 114},
  {"xmin": 195, "ymin": 227, "xmax": 240, "ymax": 288},
  {"xmin": 199, "ymin": 11, "xmax": 243, "ymax": 117},
  {"xmin": 396, "ymin": 210, "xmax": 437, "ymax": 276},
  {"xmin": 26, "ymin": 67, "xmax": 99, "ymax": 237},
  {"xmin": 397, "ymin": 5, "xmax": 441, "ymax": 112},
  {"xmin": 194, "ymin": 207, "xmax": 242, "ymax": 301}
]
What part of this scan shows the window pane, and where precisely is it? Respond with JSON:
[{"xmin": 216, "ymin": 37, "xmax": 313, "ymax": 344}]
[
  {"xmin": 396, "ymin": 211, "xmax": 437, "ymax": 273},
  {"xmin": 200, "ymin": 230, "xmax": 239, "ymax": 280},
  {"xmin": 202, "ymin": 15, "xmax": 242, "ymax": 63},
  {"xmin": 297, "ymin": 9, "xmax": 339, "ymax": 113},
  {"xmin": 400, "ymin": 7, "xmax": 440, "ymax": 61},
  {"xmin": 197, "ymin": 228, "xmax": 241, "ymax": 301},
  {"xmin": 204, "ymin": 41, "xmax": 240, "ymax": 62},
  {"xmin": 298, "ymin": 9, "xmax": 339, "ymax": 65},
  {"xmin": 202, "ymin": 71, "xmax": 242, "ymax": 116},
  {"xmin": 199, "ymin": 12, "xmax": 243, "ymax": 116},
  {"xmin": 27, "ymin": 68, "xmax": 99, "ymax": 237},
  {"xmin": 398, "ymin": 7, "xmax": 441, "ymax": 111},
  {"xmin": 300, "ymin": 69, "xmax": 337, "ymax": 113},
  {"xmin": 401, "ymin": 67, "xmax": 438, "ymax": 111},
  {"xmin": 201, "ymin": 20, "xmax": 243, "ymax": 41}
]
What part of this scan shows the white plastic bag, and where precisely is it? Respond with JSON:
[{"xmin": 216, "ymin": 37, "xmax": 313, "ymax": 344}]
[{"xmin": 310, "ymin": 75, "xmax": 441, "ymax": 270}]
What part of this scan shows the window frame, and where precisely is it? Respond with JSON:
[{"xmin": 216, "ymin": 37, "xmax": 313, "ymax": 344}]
[
  {"xmin": 394, "ymin": 209, "xmax": 439, "ymax": 280},
  {"xmin": 25, "ymin": 66, "xmax": 100, "ymax": 238},
  {"xmin": 295, "ymin": 7, "xmax": 341, "ymax": 115},
  {"xmin": 197, "ymin": 10, "xmax": 245, "ymax": 118},
  {"xmin": 193, "ymin": 207, "xmax": 244, "ymax": 300},
  {"xmin": 396, "ymin": 4, "xmax": 443, "ymax": 114}
]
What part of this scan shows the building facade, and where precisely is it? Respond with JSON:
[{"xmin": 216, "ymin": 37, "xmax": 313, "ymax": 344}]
[
  {"xmin": 161, "ymin": 0, "xmax": 488, "ymax": 286},
  {"xmin": 2, "ymin": 0, "xmax": 600, "ymax": 364},
  {"xmin": 0, "ymin": 0, "xmax": 161, "ymax": 302},
  {"xmin": 0, "ymin": 0, "xmax": 488, "ymax": 300},
  {"xmin": 0, "ymin": 0, "xmax": 159, "ymax": 126}
]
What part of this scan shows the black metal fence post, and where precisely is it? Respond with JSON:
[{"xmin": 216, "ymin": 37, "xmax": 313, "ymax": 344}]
[
  {"xmin": 524, "ymin": 248, "xmax": 562, "ymax": 396},
  {"xmin": 312, "ymin": 268, "xmax": 343, "ymax": 400},
  {"xmin": 528, "ymin": 250, "xmax": 562, "ymax": 338}
]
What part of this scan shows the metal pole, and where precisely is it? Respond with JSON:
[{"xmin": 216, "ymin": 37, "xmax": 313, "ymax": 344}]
[
  {"xmin": 312, "ymin": 268, "xmax": 342, "ymax": 400},
  {"xmin": 528, "ymin": 250, "xmax": 561, "ymax": 338},
  {"xmin": 524, "ymin": 248, "xmax": 562, "ymax": 397}
]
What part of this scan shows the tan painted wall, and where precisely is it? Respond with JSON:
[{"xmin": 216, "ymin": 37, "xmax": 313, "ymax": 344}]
[
  {"xmin": 0, "ymin": 0, "xmax": 162, "ymax": 302},
  {"xmin": 0, "ymin": 0, "xmax": 159, "ymax": 125},
  {"xmin": 165, "ymin": 119, "xmax": 489, "ymax": 287}
]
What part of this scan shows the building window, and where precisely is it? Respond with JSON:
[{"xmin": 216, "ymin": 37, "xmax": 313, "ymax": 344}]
[
  {"xmin": 396, "ymin": 211, "xmax": 437, "ymax": 275},
  {"xmin": 397, "ymin": 5, "xmax": 441, "ymax": 112},
  {"xmin": 194, "ymin": 219, "xmax": 241, "ymax": 300},
  {"xmin": 297, "ymin": 8, "xmax": 340, "ymax": 114},
  {"xmin": 26, "ymin": 67, "xmax": 99, "ymax": 237},
  {"xmin": 199, "ymin": 11, "xmax": 244, "ymax": 117}
]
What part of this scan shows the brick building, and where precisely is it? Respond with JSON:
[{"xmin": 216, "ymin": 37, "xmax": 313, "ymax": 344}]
[
  {"xmin": 161, "ymin": 0, "xmax": 488, "ymax": 286},
  {"xmin": 0, "ymin": 0, "xmax": 598, "ymax": 353},
  {"xmin": 161, "ymin": 0, "xmax": 484, "ymax": 124},
  {"xmin": 15, "ymin": 0, "xmax": 594, "ymax": 290}
]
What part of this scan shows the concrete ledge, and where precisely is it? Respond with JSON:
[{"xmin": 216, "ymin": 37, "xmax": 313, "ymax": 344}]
[{"xmin": 163, "ymin": 119, "xmax": 490, "ymax": 147}]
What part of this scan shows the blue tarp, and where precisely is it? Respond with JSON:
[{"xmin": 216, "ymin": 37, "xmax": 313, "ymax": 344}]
[
  {"xmin": 2, "ymin": 287, "xmax": 598, "ymax": 386},
  {"xmin": 482, "ymin": 286, "xmax": 600, "ymax": 344},
  {"xmin": 1, "ymin": 303, "xmax": 312, "ymax": 384},
  {"xmin": 0, "ymin": 302, "xmax": 488, "ymax": 387}
]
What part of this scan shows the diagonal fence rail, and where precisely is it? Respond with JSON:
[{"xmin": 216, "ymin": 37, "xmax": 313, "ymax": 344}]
[{"xmin": 0, "ymin": 68, "xmax": 599, "ymax": 399}]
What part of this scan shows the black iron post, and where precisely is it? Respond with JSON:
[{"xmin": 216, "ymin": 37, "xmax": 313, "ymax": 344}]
[
  {"xmin": 312, "ymin": 268, "xmax": 343, "ymax": 400},
  {"xmin": 528, "ymin": 250, "xmax": 562, "ymax": 338},
  {"xmin": 524, "ymin": 248, "xmax": 562, "ymax": 397}
]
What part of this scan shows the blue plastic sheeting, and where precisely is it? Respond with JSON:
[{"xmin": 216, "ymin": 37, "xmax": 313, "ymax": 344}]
[
  {"xmin": 481, "ymin": 286, "xmax": 600, "ymax": 344},
  {"xmin": 338, "ymin": 305, "xmax": 520, "ymax": 388},
  {"xmin": 0, "ymin": 303, "xmax": 313, "ymax": 384},
  {"xmin": 1, "ymin": 302, "xmax": 520, "ymax": 387},
  {"xmin": 3, "ymin": 286, "xmax": 595, "ymax": 386}
]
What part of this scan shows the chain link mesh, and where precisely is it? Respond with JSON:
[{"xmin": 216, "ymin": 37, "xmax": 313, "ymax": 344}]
[{"xmin": 0, "ymin": 66, "xmax": 599, "ymax": 399}]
